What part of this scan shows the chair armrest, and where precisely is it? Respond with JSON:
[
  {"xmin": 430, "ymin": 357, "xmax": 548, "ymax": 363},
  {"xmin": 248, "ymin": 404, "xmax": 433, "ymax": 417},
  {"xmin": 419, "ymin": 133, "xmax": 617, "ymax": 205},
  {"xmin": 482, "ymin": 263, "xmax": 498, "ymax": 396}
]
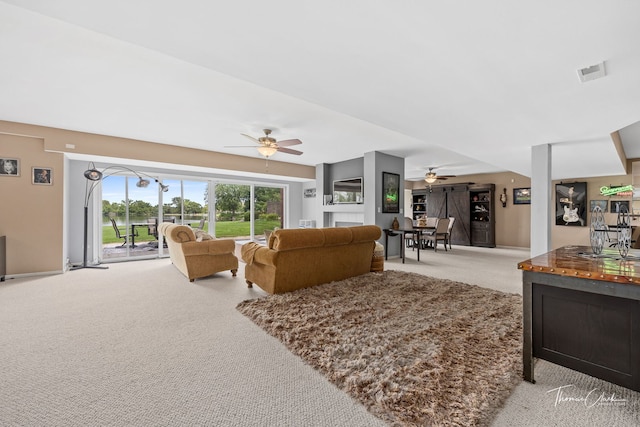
[{"xmin": 181, "ymin": 239, "xmax": 235, "ymax": 256}]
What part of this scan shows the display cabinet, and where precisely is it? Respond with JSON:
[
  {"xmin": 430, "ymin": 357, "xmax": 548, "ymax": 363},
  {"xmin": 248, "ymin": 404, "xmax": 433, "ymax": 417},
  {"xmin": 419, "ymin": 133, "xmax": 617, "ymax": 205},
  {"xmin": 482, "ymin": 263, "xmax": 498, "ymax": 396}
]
[
  {"xmin": 470, "ymin": 184, "xmax": 495, "ymax": 247},
  {"xmin": 411, "ymin": 189, "xmax": 427, "ymax": 220}
]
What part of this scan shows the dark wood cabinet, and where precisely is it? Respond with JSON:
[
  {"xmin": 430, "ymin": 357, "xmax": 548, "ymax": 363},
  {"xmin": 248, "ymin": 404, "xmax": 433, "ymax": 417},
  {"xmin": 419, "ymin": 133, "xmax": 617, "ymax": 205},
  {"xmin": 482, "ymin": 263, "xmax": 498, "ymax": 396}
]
[
  {"xmin": 413, "ymin": 183, "xmax": 495, "ymax": 247},
  {"xmin": 521, "ymin": 246, "xmax": 640, "ymax": 392},
  {"xmin": 470, "ymin": 184, "xmax": 495, "ymax": 247}
]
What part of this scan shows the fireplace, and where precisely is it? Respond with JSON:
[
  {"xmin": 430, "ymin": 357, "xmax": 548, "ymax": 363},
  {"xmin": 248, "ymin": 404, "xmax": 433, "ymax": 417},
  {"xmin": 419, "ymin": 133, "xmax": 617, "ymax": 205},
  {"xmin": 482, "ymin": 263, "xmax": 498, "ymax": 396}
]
[{"xmin": 335, "ymin": 221, "xmax": 363, "ymax": 227}]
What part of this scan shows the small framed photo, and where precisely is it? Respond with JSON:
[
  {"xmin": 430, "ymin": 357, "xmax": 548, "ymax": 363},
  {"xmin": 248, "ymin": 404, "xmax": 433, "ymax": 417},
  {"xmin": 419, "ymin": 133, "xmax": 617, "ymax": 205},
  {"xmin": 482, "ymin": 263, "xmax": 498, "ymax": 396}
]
[
  {"xmin": 513, "ymin": 187, "xmax": 531, "ymax": 205},
  {"xmin": 590, "ymin": 199, "xmax": 608, "ymax": 213},
  {"xmin": 611, "ymin": 200, "xmax": 630, "ymax": 214},
  {"xmin": 32, "ymin": 167, "xmax": 53, "ymax": 185},
  {"xmin": 0, "ymin": 158, "xmax": 20, "ymax": 176}
]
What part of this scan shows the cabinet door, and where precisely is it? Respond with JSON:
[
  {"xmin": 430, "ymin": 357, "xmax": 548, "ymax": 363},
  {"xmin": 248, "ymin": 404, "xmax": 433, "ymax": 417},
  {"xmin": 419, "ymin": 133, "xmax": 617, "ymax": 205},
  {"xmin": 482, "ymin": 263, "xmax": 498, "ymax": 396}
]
[{"xmin": 471, "ymin": 222, "xmax": 490, "ymax": 246}]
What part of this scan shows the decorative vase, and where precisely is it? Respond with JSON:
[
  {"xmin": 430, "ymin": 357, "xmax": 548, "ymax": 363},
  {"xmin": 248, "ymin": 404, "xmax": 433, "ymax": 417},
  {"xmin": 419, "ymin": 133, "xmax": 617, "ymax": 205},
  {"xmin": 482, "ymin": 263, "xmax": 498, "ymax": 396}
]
[{"xmin": 392, "ymin": 217, "xmax": 399, "ymax": 230}]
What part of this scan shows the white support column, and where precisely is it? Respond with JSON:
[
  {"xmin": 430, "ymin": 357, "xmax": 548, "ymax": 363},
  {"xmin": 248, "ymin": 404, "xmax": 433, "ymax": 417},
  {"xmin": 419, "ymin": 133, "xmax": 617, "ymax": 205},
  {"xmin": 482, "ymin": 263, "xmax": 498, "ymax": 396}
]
[{"xmin": 531, "ymin": 144, "xmax": 552, "ymax": 256}]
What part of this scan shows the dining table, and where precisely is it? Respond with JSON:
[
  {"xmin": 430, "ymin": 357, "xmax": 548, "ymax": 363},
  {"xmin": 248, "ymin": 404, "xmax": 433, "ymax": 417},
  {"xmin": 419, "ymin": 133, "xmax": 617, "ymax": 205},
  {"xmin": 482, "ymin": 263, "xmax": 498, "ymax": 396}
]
[{"xmin": 383, "ymin": 226, "xmax": 435, "ymax": 263}]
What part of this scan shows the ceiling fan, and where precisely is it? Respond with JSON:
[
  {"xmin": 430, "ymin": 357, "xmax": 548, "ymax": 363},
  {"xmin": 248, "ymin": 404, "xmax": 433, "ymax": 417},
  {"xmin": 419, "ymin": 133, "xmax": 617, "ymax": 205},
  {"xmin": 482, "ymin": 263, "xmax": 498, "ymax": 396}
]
[
  {"xmin": 226, "ymin": 129, "xmax": 303, "ymax": 158},
  {"xmin": 424, "ymin": 167, "xmax": 456, "ymax": 184}
]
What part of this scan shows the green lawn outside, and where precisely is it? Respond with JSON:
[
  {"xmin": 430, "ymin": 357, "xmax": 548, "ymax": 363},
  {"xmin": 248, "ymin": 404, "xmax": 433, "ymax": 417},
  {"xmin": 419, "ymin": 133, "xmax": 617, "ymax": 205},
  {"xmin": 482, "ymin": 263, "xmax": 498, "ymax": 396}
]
[{"xmin": 103, "ymin": 220, "xmax": 282, "ymax": 244}]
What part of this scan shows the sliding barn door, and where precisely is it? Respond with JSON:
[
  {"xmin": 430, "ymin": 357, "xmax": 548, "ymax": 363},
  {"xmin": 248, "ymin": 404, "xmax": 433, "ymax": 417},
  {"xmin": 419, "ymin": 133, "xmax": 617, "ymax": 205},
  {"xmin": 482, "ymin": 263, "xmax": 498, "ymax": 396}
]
[
  {"xmin": 426, "ymin": 187, "xmax": 447, "ymax": 218},
  {"xmin": 447, "ymin": 185, "xmax": 471, "ymax": 246}
]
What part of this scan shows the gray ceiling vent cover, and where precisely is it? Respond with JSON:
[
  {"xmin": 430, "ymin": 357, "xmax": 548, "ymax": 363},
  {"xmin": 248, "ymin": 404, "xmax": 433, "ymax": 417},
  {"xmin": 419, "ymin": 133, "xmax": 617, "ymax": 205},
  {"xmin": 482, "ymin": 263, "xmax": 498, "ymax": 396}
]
[{"xmin": 577, "ymin": 61, "xmax": 606, "ymax": 83}]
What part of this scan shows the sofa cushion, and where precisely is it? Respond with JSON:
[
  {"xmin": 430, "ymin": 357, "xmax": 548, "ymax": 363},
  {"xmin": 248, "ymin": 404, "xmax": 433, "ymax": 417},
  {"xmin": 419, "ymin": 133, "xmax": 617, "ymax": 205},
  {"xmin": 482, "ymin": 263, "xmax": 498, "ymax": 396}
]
[{"xmin": 271, "ymin": 228, "xmax": 325, "ymax": 251}]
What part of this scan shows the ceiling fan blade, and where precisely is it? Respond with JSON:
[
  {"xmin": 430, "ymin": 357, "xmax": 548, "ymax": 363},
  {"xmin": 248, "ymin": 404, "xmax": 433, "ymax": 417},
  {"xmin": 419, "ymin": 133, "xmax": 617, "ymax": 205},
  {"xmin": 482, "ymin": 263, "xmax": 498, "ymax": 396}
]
[
  {"xmin": 277, "ymin": 147, "xmax": 303, "ymax": 155},
  {"xmin": 276, "ymin": 138, "xmax": 302, "ymax": 147},
  {"xmin": 240, "ymin": 133, "xmax": 261, "ymax": 144}
]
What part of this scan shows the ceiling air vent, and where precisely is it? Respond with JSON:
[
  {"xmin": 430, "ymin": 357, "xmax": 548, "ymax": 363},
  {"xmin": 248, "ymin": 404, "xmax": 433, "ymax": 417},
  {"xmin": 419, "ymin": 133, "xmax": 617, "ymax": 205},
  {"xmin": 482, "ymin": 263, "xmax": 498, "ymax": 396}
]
[{"xmin": 577, "ymin": 61, "xmax": 606, "ymax": 83}]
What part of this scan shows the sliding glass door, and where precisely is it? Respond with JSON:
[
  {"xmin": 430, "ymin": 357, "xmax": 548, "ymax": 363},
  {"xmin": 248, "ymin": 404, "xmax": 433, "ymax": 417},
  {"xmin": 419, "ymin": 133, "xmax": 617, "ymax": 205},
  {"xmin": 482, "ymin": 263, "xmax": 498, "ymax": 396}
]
[
  {"xmin": 99, "ymin": 174, "xmax": 286, "ymax": 262},
  {"xmin": 100, "ymin": 174, "xmax": 161, "ymax": 261}
]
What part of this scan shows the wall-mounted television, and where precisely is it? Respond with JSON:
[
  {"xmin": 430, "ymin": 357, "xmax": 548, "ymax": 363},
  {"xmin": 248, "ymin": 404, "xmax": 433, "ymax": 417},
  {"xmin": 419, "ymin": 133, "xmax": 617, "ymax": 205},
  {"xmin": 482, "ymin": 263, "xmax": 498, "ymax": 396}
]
[{"xmin": 333, "ymin": 177, "xmax": 363, "ymax": 204}]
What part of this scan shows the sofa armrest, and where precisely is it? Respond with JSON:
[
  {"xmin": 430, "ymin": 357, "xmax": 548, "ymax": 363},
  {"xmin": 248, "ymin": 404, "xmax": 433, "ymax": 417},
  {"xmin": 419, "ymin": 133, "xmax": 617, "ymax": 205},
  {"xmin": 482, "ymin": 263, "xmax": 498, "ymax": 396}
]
[
  {"xmin": 181, "ymin": 239, "xmax": 235, "ymax": 256},
  {"xmin": 241, "ymin": 243, "xmax": 277, "ymax": 266}
]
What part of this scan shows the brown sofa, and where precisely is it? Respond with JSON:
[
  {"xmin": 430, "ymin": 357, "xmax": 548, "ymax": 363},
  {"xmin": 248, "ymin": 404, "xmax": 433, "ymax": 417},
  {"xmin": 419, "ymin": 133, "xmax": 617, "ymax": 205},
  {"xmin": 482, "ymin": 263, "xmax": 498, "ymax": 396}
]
[
  {"xmin": 241, "ymin": 225, "xmax": 382, "ymax": 294},
  {"xmin": 159, "ymin": 223, "xmax": 238, "ymax": 282}
]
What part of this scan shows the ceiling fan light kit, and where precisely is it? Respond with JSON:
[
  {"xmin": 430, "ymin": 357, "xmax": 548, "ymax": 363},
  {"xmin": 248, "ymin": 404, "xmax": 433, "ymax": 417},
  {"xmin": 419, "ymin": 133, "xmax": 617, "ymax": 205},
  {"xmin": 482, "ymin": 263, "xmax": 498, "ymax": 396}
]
[
  {"xmin": 257, "ymin": 145, "xmax": 278, "ymax": 158},
  {"xmin": 424, "ymin": 167, "xmax": 455, "ymax": 184},
  {"xmin": 228, "ymin": 128, "xmax": 303, "ymax": 159}
]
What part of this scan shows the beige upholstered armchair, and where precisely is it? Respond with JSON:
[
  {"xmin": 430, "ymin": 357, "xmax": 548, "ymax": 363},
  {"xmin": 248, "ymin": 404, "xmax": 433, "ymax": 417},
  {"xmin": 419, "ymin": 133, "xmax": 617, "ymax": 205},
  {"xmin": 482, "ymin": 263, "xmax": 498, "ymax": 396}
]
[{"xmin": 159, "ymin": 223, "xmax": 238, "ymax": 282}]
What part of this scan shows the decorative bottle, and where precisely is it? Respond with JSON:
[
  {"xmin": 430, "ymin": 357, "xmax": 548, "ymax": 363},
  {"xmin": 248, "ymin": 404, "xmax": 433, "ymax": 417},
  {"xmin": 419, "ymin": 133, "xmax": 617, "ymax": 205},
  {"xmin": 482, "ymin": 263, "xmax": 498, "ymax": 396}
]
[{"xmin": 392, "ymin": 217, "xmax": 399, "ymax": 230}]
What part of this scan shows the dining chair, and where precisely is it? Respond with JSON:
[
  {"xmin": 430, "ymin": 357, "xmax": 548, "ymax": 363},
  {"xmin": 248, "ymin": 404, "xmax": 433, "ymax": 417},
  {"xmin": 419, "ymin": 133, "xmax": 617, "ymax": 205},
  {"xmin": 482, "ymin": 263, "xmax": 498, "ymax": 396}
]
[
  {"xmin": 422, "ymin": 218, "xmax": 450, "ymax": 252},
  {"xmin": 445, "ymin": 216, "xmax": 456, "ymax": 250},
  {"xmin": 403, "ymin": 217, "xmax": 418, "ymax": 249}
]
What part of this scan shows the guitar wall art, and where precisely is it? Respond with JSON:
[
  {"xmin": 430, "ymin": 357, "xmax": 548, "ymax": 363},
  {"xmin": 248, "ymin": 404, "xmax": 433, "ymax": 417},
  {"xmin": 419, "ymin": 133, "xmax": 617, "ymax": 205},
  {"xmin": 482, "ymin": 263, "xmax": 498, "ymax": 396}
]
[{"xmin": 555, "ymin": 182, "xmax": 587, "ymax": 226}]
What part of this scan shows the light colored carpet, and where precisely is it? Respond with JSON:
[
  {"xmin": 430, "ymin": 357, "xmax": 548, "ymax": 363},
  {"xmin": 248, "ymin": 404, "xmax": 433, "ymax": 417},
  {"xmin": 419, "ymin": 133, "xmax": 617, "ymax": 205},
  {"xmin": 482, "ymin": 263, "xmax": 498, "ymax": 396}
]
[
  {"xmin": 238, "ymin": 271, "xmax": 523, "ymax": 426},
  {"xmin": 0, "ymin": 245, "xmax": 638, "ymax": 426}
]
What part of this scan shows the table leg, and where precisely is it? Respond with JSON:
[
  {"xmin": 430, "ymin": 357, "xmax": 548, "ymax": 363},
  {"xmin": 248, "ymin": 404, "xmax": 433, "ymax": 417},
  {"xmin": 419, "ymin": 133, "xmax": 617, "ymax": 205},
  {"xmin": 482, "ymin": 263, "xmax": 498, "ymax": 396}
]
[
  {"xmin": 417, "ymin": 232, "xmax": 420, "ymax": 261},
  {"xmin": 131, "ymin": 225, "xmax": 136, "ymax": 248},
  {"xmin": 384, "ymin": 231, "xmax": 389, "ymax": 260},
  {"xmin": 522, "ymin": 277, "xmax": 535, "ymax": 383},
  {"xmin": 402, "ymin": 231, "xmax": 405, "ymax": 263}
]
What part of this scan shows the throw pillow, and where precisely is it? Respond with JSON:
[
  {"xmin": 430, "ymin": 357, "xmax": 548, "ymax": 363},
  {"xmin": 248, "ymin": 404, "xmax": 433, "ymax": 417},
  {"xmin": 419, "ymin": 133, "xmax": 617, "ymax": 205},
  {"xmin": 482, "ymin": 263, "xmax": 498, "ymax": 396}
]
[{"xmin": 194, "ymin": 229, "xmax": 215, "ymax": 242}]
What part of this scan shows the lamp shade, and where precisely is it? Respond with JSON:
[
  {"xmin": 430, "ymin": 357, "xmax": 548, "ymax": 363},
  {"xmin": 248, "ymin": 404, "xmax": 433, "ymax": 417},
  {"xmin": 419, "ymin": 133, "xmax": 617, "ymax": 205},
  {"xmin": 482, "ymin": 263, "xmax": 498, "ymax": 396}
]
[
  {"xmin": 84, "ymin": 168, "xmax": 103, "ymax": 181},
  {"xmin": 257, "ymin": 145, "xmax": 278, "ymax": 158},
  {"xmin": 424, "ymin": 173, "xmax": 437, "ymax": 184},
  {"xmin": 136, "ymin": 177, "xmax": 151, "ymax": 188}
]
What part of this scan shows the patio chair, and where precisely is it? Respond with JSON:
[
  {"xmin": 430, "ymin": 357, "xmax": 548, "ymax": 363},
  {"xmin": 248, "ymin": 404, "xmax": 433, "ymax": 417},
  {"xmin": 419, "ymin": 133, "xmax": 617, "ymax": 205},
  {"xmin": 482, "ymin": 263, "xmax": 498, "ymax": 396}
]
[
  {"xmin": 147, "ymin": 218, "xmax": 158, "ymax": 239},
  {"xmin": 110, "ymin": 218, "xmax": 137, "ymax": 247},
  {"xmin": 191, "ymin": 218, "xmax": 206, "ymax": 230}
]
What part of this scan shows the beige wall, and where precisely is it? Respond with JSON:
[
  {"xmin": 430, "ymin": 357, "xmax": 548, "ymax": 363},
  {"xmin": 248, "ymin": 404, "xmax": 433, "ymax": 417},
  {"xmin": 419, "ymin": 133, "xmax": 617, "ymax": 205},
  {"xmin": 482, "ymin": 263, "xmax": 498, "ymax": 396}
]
[
  {"xmin": 409, "ymin": 171, "xmax": 636, "ymax": 250},
  {"xmin": 410, "ymin": 171, "xmax": 532, "ymax": 248},
  {"xmin": 2, "ymin": 119, "xmax": 635, "ymax": 274},
  {"xmin": 0, "ymin": 120, "xmax": 315, "ymax": 276},
  {"xmin": 0, "ymin": 133, "xmax": 65, "ymax": 274},
  {"xmin": 552, "ymin": 174, "xmax": 634, "ymax": 249}
]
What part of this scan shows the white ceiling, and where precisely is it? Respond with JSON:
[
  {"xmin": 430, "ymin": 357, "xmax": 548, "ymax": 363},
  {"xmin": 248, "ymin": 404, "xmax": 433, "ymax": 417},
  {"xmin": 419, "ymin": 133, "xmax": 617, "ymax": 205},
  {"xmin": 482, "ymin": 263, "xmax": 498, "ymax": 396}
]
[{"xmin": 1, "ymin": 0, "xmax": 639, "ymax": 181}]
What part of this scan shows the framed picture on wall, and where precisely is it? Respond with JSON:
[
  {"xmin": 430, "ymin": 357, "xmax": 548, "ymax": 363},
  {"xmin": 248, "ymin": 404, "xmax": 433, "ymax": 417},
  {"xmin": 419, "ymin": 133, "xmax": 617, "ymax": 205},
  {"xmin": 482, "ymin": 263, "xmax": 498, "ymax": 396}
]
[
  {"xmin": 590, "ymin": 199, "xmax": 608, "ymax": 213},
  {"xmin": 0, "ymin": 157, "xmax": 20, "ymax": 176},
  {"xmin": 382, "ymin": 172, "xmax": 400, "ymax": 213},
  {"xmin": 513, "ymin": 188, "xmax": 531, "ymax": 205},
  {"xmin": 555, "ymin": 182, "xmax": 587, "ymax": 226},
  {"xmin": 32, "ymin": 167, "xmax": 53, "ymax": 185},
  {"xmin": 610, "ymin": 200, "xmax": 630, "ymax": 214}
]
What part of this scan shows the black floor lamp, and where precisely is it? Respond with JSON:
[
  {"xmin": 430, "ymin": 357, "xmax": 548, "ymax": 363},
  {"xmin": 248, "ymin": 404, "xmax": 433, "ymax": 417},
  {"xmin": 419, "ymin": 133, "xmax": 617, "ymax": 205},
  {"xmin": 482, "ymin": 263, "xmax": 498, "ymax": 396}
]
[{"xmin": 70, "ymin": 163, "xmax": 169, "ymax": 271}]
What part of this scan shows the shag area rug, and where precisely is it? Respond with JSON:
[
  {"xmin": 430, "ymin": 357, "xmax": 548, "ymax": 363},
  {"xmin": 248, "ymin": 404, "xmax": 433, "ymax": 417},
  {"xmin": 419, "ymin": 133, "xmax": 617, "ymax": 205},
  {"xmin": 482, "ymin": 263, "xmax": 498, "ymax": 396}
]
[{"xmin": 237, "ymin": 271, "xmax": 523, "ymax": 427}]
